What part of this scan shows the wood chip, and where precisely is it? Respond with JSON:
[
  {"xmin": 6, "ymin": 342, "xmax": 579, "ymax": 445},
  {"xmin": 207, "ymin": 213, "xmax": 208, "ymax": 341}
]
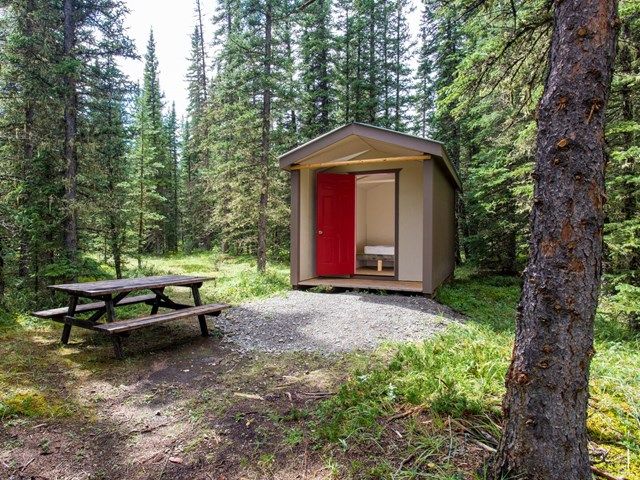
[{"xmin": 168, "ymin": 456, "xmax": 184, "ymax": 464}]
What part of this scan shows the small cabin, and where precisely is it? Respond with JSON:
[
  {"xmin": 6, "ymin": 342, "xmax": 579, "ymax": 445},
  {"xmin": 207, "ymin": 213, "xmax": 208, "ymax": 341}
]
[{"xmin": 279, "ymin": 123, "xmax": 462, "ymax": 296}]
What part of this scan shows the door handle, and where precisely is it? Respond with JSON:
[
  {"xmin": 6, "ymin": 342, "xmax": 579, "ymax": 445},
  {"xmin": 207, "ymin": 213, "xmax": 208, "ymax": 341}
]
[{"xmin": 318, "ymin": 230, "xmax": 323, "ymax": 235}]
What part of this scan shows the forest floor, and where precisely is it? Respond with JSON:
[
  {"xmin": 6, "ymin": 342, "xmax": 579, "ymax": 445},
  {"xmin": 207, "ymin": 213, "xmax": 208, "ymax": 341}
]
[{"xmin": 0, "ymin": 252, "xmax": 638, "ymax": 480}]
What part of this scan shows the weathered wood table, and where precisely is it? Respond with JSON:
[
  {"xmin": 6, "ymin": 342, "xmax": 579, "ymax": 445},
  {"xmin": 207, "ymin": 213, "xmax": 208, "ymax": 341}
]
[{"xmin": 33, "ymin": 275, "xmax": 229, "ymax": 359}]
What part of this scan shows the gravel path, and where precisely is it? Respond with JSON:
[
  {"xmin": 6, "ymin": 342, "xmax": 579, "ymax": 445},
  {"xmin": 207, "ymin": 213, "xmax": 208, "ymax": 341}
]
[{"xmin": 217, "ymin": 290, "xmax": 464, "ymax": 354}]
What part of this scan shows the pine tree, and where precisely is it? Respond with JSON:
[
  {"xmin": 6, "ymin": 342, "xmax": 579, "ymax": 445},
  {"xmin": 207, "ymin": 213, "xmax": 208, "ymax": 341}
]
[
  {"xmin": 131, "ymin": 30, "xmax": 172, "ymax": 256},
  {"xmin": 299, "ymin": 0, "xmax": 334, "ymax": 139},
  {"xmin": 165, "ymin": 103, "xmax": 180, "ymax": 252},
  {"xmin": 493, "ymin": 0, "xmax": 618, "ymax": 476},
  {"xmin": 413, "ymin": 2, "xmax": 436, "ymax": 138},
  {"xmin": 0, "ymin": 0, "xmax": 134, "ymax": 295},
  {"xmin": 603, "ymin": 0, "xmax": 640, "ymax": 327},
  {"xmin": 81, "ymin": 56, "xmax": 132, "ymax": 278},
  {"xmin": 388, "ymin": 0, "xmax": 413, "ymax": 130}
]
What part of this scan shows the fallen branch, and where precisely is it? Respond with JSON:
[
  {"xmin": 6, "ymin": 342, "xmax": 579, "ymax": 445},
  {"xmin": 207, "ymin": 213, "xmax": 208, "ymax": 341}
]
[
  {"xmin": 298, "ymin": 391, "xmax": 334, "ymax": 399},
  {"xmin": 473, "ymin": 439, "xmax": 497, "ymax": 453},
  {"xmin": 233, "ymin": 392, "xmax": 264, "ymax": 401},
  {"xmin": 129, "ymin": 423, "xmax": 168, "ymax": 435},
  {"xmin": 20, "ymin": 457, "xmax": 36, "ymax": 472},
  {"xmin": 590, "ymin": 466, "xmax": 627, "ymax": 480},
  {"xmin": 387, "ymin": 406, "xmax": 424, "ymax": 422}
]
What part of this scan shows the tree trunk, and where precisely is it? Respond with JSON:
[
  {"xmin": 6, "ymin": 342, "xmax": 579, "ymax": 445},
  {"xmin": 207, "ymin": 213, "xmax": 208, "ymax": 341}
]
[
  {"xmin": 257, "ymin": 0, "xmax": 272, "ymax": 273},
  {"xmin": 109, "ymin": 214, "xmax": 123, "ymax": 279},
  {"xmin": 394, "ymin": 0, "xmax": 401, "ymax": 129},
  {"xmin": 492, "ymin": 1, "xmax": 618, "ymax": 479},
  {"xmin": 344, "ymin": 7, "xmax": 351, "ymax": 123},
  {"xmin": 0, "ymin": 236, "xmax": 5, "ymax": 304},
  {"xmin": 195, "ymin": 0, "xmax": 208, "ymax": 102},
  {"xmin": 367, "ymin": 2, "xmax": 376, "ymax": 123},
  {"xmin": 137, "ymin": 118, "xmax": 146, "ymax": 270},
  {"xmin": 63, "ymin": 0, "xmax": 78, "ymax": 274}
]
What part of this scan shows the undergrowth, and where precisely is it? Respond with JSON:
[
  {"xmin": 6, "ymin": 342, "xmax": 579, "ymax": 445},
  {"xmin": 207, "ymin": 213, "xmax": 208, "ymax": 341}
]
[{"xmin": 313, "ymin": 265, "xmax": 640, "ymax": 479}]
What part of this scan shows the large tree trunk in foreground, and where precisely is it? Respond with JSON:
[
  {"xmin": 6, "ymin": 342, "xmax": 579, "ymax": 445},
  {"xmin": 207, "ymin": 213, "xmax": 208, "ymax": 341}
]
[{"xmin": 493, "ymin": 1, "xmax": 618, "ymax": 479}]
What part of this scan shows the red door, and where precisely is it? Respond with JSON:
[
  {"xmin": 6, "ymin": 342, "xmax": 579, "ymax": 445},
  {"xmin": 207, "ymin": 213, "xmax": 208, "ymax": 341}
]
[{"xmin": 316, "ymin": 172, "xmax": 355, "ymax": 276}]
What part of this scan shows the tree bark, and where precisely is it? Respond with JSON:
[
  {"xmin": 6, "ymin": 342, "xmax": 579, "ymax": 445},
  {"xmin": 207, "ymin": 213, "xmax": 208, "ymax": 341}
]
[
  {"xmin": 63, "ymin": 0, "xmax": 78, "ymax": 274},
  {"xmin": 492, "ymin": 1, "xmax": 619, "ymax": 479},
  {"xmin": 257, "ymin": 0, "xmax": 272, "ymax": 273}
]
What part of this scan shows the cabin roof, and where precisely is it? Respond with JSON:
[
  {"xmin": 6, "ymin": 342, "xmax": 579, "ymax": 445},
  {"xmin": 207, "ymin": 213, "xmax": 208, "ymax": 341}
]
[{"xmin": 278, "ymin": 123, "xmax": 462, "ymax": 190}]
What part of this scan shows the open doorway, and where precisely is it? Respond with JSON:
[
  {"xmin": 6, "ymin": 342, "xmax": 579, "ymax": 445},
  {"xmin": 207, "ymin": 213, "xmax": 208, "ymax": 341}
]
[{"xmin": 355, "ymin": 172, "xmax": 397, "ymax": 277}]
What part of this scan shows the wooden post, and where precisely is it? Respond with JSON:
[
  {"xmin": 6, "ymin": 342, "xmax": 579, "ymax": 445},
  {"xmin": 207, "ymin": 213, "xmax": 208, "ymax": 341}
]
[
  {"xmin": 150, "ymin": 287, "xmax": 164, "ymax": 315},
  {"xmin": 61, "ymin": 294, "xmax": 77, "ymax": 344},
  {"xmin": 104, "ymin": 295, "xmax": 123, "ymax": 359},
  {"xmin": 191, "ymin": 284, "xmax": 209, "ymax": 337}
]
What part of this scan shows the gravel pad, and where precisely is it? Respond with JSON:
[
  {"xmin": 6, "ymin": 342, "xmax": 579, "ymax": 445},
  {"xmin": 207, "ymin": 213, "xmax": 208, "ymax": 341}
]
[{"xmin": 217, "ymin": 290, "xmax": 464, "ymax": 354}]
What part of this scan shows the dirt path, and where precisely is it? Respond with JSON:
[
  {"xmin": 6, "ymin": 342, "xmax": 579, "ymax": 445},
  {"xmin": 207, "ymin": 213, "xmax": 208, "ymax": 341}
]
[
  {"xmin": 1, "ymin": 293, "xmax": 471, "ymax": 480},
  {"xmin": 0, "ymin": 322, "xmax": 351, "ymax": 480}
]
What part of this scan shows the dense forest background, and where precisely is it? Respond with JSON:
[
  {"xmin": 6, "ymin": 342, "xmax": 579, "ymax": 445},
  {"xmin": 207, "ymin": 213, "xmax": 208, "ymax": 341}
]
[{"xmin": 0, "ymin": 0, "xmax": 637, "ymax": 321}]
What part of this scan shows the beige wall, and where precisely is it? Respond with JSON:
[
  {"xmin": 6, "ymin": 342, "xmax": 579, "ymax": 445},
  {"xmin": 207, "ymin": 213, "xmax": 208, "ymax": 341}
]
[
  {"xmin": 431, "ymin": 161, "xmax": 456, "ymax": 288},
  {"xmin": 299, "ymin": 169, "xmax": 315, "ymax": 281},
  {"xmin": 364, "ymin": 183, "xmax": 395, "ymax": 246},
  {"xmin": 356, "ymin": 185, "xmax": 367, "ymax": 252},
  {"xmin": 356, "ymin": 181, "xmax": 395, "ymax": 251}
]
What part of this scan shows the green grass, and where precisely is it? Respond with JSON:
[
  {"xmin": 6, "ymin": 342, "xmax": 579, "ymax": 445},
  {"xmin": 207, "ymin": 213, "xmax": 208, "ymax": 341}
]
[
  {"xmin": 313, "ymin": 265, "xmax": 640, "ymax": 479},
  {"xmin": 124, "ymin": 250, "xmax": 290, "ymax": 305},
  {"xmin": 0, "ymin": 250, "xmax": 289, "ymax": 422},
  {"xmin": 1, "ymin": 254, "xmax": 638, "ymax": 478}
]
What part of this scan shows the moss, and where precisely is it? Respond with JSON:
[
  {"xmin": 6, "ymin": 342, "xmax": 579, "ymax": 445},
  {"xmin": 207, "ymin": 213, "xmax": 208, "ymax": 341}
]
[{"xmin": 0, "ymin": 389, "xmax": 73, "ymax": 419}]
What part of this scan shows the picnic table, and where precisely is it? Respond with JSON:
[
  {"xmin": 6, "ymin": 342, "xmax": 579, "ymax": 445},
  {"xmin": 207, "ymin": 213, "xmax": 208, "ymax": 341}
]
[{"xmin": 32, "ymin": 275, "xmax": 229, "ymax": 359}]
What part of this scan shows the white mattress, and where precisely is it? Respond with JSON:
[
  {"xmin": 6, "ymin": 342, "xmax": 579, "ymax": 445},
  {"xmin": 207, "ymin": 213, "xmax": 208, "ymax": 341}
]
[{"xmin": 364, "ymin": 245, "xmax": 395, "ymax": 255}]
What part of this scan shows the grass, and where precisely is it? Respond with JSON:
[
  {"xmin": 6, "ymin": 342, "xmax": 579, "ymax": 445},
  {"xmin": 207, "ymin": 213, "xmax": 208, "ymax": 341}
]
[
  {"xmin": 1, "ymin": 254, "xmax": 638, "ymax": 478},
  {"xmin": 124, "ymin": 250, "xmax": 290, "ymax": 305},
  {"xmin": 313, "ymin": 266, "xmax": 640, "ymax": 479},
  {"xmin": 0, "ymin": 250, "xmax": 289, "ymax": 422}
]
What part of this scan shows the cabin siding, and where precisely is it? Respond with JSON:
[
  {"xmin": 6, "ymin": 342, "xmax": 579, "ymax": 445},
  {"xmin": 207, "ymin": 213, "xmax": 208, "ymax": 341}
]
[
  {"xmin": 299, "ymin": 169, "xmax": 315, "ymax": 281},
  {"xmin": 432, "ymin": 161, "xmax": 456, "ymax": 289}
]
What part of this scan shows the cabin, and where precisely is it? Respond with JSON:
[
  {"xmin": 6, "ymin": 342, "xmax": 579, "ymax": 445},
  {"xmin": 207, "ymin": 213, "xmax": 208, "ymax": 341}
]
[{"xmin": 279, "ymin": 123, "xmax": 462, "ymax": 296}]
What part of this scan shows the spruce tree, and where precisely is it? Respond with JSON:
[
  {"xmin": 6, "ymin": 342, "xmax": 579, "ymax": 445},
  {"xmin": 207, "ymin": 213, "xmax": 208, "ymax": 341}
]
[
  {"xmin": 131, "ymin": 30, "xmax": 172, "ymax": 256},
  {"xmin": 299, "ymin": 0, "xmax": 334, "ymax": 139}
]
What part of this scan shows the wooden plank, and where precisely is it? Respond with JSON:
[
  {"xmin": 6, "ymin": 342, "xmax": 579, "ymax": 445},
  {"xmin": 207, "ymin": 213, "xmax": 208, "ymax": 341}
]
[
  {"xmin": 356, "ymin": 254, "xmax": 395, "ymax": 261},
  {"xmin": 48, "ymin": 275, "xmax": 214, "ymax": 297},
  {"xmin": 94, "ymin": 304, "xmax": 230, "ymax": 335},
  {"xmin": 298, "ymin": 277, "xmax": 422, "ymax": 293},
  {"xmin": 32, "ymin": 294, "xmax": 157, "ymax": 319},
  {"xmin": 355, "ymin": 268, "xmax": 395, "ymax": 277},
  {"xmin": 290, "ymin": 154, "xmax": 430, "ymax": 171}
]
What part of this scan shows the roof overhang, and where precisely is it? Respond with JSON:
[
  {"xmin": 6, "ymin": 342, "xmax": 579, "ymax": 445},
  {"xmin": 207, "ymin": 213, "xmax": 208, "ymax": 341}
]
[{"xmin": 278, "ymin": 123, "xmax": 462, "ymax": 190}]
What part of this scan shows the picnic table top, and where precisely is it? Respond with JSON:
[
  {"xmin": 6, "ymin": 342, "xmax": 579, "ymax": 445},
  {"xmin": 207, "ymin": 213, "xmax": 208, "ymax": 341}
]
[{"xmin": 49, "ymin": 275, "xmax": 214, "ymax": 297}]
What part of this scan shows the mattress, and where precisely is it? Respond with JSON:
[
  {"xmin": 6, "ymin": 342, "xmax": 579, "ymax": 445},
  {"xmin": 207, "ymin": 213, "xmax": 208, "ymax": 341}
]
[{"xmin": 364, "ymin": 245, "xmax": 395, "ymax": 255}]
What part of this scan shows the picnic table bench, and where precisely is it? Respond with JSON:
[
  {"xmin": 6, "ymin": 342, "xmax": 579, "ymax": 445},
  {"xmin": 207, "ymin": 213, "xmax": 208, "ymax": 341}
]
[{"xmin": 33, "ymin": 275, "xmax": 229, "ymax": 359}]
